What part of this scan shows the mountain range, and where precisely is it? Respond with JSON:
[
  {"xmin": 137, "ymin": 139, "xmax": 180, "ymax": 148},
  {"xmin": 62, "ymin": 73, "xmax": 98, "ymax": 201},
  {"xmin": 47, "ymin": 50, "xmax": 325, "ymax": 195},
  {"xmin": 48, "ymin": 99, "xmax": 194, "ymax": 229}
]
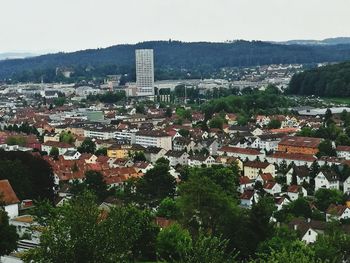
[{"xmin": 1, "ymin": 38, "xmax": 350, "ymax": 82}]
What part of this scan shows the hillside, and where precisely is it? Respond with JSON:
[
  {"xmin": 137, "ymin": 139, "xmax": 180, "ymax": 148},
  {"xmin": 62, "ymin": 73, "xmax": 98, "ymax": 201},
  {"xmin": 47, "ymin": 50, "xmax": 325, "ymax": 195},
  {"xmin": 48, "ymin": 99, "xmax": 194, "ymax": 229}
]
[
  {"xmin": 2, "ymin": 40, "xmax": 350, "ymax": 82},
  {"xmin": 287, "ymin": 61, "xmax": 350, "ymax": 97},
  {"xmin": 277, "ymin": 37, "xmax": 350, "ymax": 46}
]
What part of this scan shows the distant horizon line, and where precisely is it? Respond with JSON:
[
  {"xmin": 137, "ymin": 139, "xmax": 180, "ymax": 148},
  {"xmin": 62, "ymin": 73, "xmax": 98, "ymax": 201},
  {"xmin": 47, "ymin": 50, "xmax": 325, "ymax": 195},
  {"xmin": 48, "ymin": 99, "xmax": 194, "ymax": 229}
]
[{"xmin": 1, "ymin": 36, "xmax": 350, "ymax": 56}]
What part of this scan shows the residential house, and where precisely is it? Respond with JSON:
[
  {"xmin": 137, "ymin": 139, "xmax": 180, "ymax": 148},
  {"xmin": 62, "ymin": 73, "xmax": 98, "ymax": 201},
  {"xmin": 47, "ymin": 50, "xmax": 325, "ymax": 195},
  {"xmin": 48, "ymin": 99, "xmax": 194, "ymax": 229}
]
[
  {"xmin": 63, "ymin": 150, "xmax": 81, "ymax": 160},
  {"xmin": 216, "ymin": 156, "xmax": 243, "ymax": 170},
  {"xmin": 343, "ymin": 176, "xmax": 350, "ymax": 194},
  {"xmin": 263, "ymin": 182, "xmax": 282, "ymax": 195},
  {"xmin": 238, "ymin": 176, "xmax": 254, "ymax": 193},
  {"xmin": 41, "ymin": 141, "xmax": 76, "ymax": 155},
  {"xmin": 288, "ymin": 218, "xmax": 326, "ymax": 244},
  {"xmin": 286, "ymin": 165, "xmax": 310, "ymax": 185},
  {"xmin": 135, "ymin": 130, "xmax": 172, "ymax": 151},
  {"xmin": 315, "ymin": 169, "xmax": 340, "ymax": 191},
  {"xmin": 287, "ymin": 185, "xmax": 308, "ymax": 201},
  {"xmin": 188, "ymin": 155, "xmax": 216, "ymax": 167},
  {"xmin": 251, "ymin": 133, "xmax": 285, "ymax": 152},
  {"xmin": 244, "ymin": 161, "xmax": 275, "ymax": 180},
  {"xmin": 255, "ymin": 173, "xmax": 274, "ymax": 185},
  {"xmin": 0, "ymin": 179, "xmax": 20, "ymax": 218},
  {"xmin": 107, "ymin": 144, "xmax": 144, "ymax": 159},
  {"xmin": 172, "ymin": 137, "xmax": 195, "ymax": 152},
  {"xmin": 326, "ymin": 204, "xmax": 350, "ymax": 222},
  {"xmin": 217, "ymin": 146, "xmax": 265, "ymax": 161},
  {"xmin": 240, "ymin": 190, "xmax": 259, "ymax": 208},
  {"xmin": 336, "ymin": 146, "xmax": 350, "ymax": 160},
  {"xmin": 165, "ymin": 150, "xmax": 189, "ymax": 167},
  {"xmin": 275, "ymin": 196, "xmax": 290, "ymax": 211},
  {"xmin": 144, "ymin": 147, "xmax": 167, "ymax": 163}
]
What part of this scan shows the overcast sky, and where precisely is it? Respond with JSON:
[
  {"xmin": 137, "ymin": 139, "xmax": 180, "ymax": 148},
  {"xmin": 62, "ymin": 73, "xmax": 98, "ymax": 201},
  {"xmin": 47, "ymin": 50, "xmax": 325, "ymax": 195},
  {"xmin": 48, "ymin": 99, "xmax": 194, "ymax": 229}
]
[{"xmin": 1, "ymin": 0, "xmax": 349, "ymax": 53}]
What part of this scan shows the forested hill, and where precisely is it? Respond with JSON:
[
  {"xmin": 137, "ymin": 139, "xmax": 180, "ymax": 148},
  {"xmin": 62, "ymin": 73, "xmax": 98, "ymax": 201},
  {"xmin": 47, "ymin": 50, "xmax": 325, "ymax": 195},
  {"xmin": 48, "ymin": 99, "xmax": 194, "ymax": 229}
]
[
  {"xmin": 287, "ymin": 61, "xmax": 350, "ymax": 97},
  {"xmin": 2, "ymin": 40, "xmax": 350, "ymax": 82}
]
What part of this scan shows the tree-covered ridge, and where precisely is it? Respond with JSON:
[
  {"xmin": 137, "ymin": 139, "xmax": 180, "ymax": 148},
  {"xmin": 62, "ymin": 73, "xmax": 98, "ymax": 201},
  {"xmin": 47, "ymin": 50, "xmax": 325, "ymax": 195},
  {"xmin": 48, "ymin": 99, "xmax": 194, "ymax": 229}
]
[
  {"xmin": 3, "ymin": 40, "xmax": 350, "ymax": 82},
  {"xmin": 288, "ymin": 61, "xmax": 350, "ymax": 96}
]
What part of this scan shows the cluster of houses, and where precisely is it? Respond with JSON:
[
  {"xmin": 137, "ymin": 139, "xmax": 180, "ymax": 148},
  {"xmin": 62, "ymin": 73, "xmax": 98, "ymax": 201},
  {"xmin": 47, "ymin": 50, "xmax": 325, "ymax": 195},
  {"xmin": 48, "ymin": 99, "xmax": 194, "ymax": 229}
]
[{"xmin": 3, "ymin": 102, "xmax": 350, "ymax": 258}]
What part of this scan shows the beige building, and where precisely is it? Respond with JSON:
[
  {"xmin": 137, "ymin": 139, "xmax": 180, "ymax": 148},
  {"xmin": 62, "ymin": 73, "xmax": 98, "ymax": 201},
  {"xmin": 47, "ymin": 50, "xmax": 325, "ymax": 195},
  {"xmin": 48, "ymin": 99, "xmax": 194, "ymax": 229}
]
[
  {"xmin": 243, "ymin": 161, "xmax": 275, "ymax": 180},
  {"xmin": 135, "ymin": 130, "xmax": 172, "ymax": 151}
]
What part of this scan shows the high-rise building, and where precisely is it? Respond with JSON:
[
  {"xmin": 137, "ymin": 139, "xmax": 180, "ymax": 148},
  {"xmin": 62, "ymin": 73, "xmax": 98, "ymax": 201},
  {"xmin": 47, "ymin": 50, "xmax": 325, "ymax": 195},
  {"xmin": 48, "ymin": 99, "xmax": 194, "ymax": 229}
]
[{"xmin": 135, "ymin": 49, "xmax": 154, "ymax": 96}]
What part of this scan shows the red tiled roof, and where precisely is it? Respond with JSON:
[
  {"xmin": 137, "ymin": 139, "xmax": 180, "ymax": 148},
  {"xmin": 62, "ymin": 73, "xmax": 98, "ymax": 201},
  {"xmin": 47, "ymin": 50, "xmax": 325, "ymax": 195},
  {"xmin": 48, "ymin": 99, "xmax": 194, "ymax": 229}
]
[
  {"xmin": 263, "ymin": 182, "xmax": 276, "ymax": 190},
  {"xmin": 0, "ymin": 180, "xmax": 20, "ymax": 205},
  {"xmin": 244, "ymin": 161, "xmax": 270, "ymax": 169},
  {"xmin": 42, "ymin": 141, "xmax": 72, "ymax": 148},
  {"xmin": 287, "ymin": 185, "xmax": 301, "ymax": 193},
  {"xmin": 279, "ymin": 136, "xmax": 321, "ymax": 148},
  {"xmin": 239, "ymin": 176, "xmax": 252, "ymax": 185},
  {"xmin": 336, "ymin": 146, "xmax": 350, "ymax": 152},
  {"xmin": 259, "ymin": 173, "xmax": 274, "ymax": 182},
  {"xmin": 240, "ymin": 190, "xmax": 254, "ymax": 200},
  {"xmin": 327, "ymin": 204, "xmax": 348, "ymax": 216}
]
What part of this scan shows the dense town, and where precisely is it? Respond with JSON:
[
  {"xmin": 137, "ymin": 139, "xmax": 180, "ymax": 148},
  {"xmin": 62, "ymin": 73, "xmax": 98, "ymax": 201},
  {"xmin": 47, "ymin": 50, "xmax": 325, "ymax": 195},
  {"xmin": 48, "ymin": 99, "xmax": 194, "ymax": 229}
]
[{"xmin": 1, "ymin": 48, "xmax": 350, "ymax": 263}]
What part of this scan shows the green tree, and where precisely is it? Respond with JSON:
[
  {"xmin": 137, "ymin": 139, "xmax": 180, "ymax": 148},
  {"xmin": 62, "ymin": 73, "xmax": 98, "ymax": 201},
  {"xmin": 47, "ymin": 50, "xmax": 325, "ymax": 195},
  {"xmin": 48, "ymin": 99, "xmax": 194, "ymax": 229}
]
[
  {"xmin": 156, "ymin": 223, "xmax": 192, "ymax": 262},
  {"xmin": 95, "ymin": 147, "xmax": 107, "ymax": 156},
  {"xmin": 77, "ymin": 138, "xmax": 96, "ymax": 154},
  {"xmin": 0, "ymin": 209, "xmax": 18, "ymax": 256},
  {"xmin": 49, "ymin": 146, "xmax": 59, "ymax": 159},
  {"xmin": 59, "ymin": 131, "xmax": 75, "ymax": 145},
  {"xmin": 165, "ymin": 107, "xmax": 173, "ymax": 118},
  {"xmin": 85, "ymin": 171, "xmax": 108, "ymax": 202},
  {"xmin": 178, "ymin": 129, "xmax": 190, "ymax": 138},
  {"xmin": 179, "ymin": 233, "xmax": 237, "ymax": 263},
  {"xmin": 208, "ymin": 116, "xmax": 224, "ymax": 129},
  {"xmin": 133, "ymin": 151, "xmax": 146, "ymax": 162},
  {"xmin": 137, "ymin": 162, "xmax": 176, "ymax": 207},
  {"xmin": 257, "ymin": 240, "xmax": 320, "ymax": 263},
  {"xmin": 157, "ymin": 197, "xmax": 180, "ymax": 219},
  {"xmin": 178, "ymin": 174, "xmax": 238, "ymax": 235},
  {"xmin": 317, "ymin": 139, "xmax": 336, "ymax": 157},
  {"xmin": 315, "ymin": 188, "xmax": 344, "ymax": 211},
  {"xmin": 24, "ymin": 192, "xmax": 159, "ymax": 263},
  {"xmin": 257, "ymin": 226, "xmax": 298, "ymax": 257},
  {"xmin": 267, "ymin": 119, "xmax": 282, "ymax": 129}
]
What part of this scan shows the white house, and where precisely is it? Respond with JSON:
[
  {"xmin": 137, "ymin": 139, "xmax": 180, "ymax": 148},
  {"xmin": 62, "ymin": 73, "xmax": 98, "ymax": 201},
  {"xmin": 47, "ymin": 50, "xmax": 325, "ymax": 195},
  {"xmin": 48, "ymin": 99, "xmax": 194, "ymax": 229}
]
[
  {"xmin": 336, "ymin": 145, "xmax": 350, "ymax": 160},
  {"xmin": 240, "ymin": 190, "xmax": 259, "ymax": 208},
  {"xmin": 263, "ymin": 182, "xmax": 282, "ymax": 195},
  {"xmin": 315, "ymin": 170, "xmax": 340, "ymax": 192},
  {"xmin": 217, "ymin": 146, "xmax": 265, "ymax": 161},
  {"xmin": 165, "ymin": 150, "xmax": 189, "ymax": 167},
  {"xmin": 0, "ymin": 180, "xmax": 19, "ymax": 219},
  {"xmin": 41, "ymin": 141, "xmax": 76, "ymax": 155},
  {"xmin": 286, "ymin": 165, "xmax": 310, "ymax": 185},
  {"xmin": 287, "ymin": 185, "xmax": 308, "ymax": 201},
  {"xmin": 275, "ymin": 196, "xmax": 290, "ymax": 211},
  {"xmin": 63, "ymin": 150, "xmax": 81, "ymax": 160},
  {"xmin": 289, "ymin": 218, "xmax": 326, "ymax": 244},
  {"xmin": 326, "ymin": 204, "xmax": 350, "ymax": 222},
  {"xmin": 238, "ymin": 176, "xmax": 254, "ymax": 193},
  {"xmin": 188, "ymin": 155, "xmax": 216, "ymax": 167},
  {"xmin": 344, "ymin": 176, "xmax": 350, "ymax": 194}
]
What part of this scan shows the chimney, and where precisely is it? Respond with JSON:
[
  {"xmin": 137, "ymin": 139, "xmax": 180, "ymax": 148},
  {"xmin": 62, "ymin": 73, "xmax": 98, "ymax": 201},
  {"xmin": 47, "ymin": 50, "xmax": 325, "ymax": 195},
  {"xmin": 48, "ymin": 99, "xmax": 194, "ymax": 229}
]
[
  {"xmin": 307, "ymin": 218, "xmax": 311, "ymax": 223},
  {"xmin": 294, "ymin": 224, "xmax": 298, "ymax": 231}
]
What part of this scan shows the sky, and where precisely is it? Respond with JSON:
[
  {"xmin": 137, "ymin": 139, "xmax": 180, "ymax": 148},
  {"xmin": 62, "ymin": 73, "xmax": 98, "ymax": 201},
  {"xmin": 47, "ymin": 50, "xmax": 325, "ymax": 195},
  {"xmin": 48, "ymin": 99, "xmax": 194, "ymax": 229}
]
[{"xmin": 1, "ymin": 0, "xmax": 350, "ymax": 53}]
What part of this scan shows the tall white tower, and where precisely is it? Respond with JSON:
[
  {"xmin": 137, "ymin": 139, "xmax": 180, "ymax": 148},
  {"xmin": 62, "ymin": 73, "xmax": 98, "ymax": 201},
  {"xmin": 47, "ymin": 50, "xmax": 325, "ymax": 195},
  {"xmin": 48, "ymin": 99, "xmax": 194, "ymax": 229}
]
[{"xmin": 135, "ymin": 49, "xmax": 154, "ymax": 96}]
